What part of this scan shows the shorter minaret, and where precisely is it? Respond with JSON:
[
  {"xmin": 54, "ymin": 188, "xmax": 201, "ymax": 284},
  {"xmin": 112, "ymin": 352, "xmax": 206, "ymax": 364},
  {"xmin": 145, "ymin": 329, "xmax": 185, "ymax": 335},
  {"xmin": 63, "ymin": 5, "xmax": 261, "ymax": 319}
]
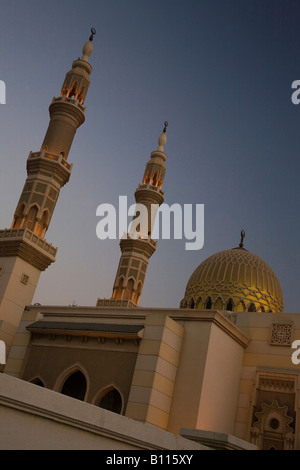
[
  {"xmin": 0, "ymin": 30, "xmax": 95, "ymax": 365},
  {"xmin": 98, "ymin": 123, "xmax": 168, "ymax": 307}
]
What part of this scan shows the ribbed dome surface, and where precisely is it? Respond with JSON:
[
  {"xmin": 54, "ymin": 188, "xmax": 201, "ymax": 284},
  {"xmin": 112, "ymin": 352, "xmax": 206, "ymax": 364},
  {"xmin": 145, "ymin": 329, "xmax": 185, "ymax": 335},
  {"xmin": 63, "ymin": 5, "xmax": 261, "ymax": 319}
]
[{"xmin": 180, "ymin": 247, "xmax": 283, "ymax": 313}]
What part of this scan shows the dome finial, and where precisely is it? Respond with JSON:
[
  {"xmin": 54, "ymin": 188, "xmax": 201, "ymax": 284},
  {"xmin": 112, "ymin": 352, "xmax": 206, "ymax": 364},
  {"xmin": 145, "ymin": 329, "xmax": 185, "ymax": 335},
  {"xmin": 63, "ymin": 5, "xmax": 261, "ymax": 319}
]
[
  {"xmin": 239, "ymin": 229, "xmax": 245, "ymax": 248},
  {"xmin": 157, "ymin": 121, "xmax": 168, "ymax": 151},
  {"xmin": 89, "ymin": 27, "xmax": 96, "ymax": 41},
  {"xmin": 81, "ymin": 28, "xmax": 96, "ymax": 62}
]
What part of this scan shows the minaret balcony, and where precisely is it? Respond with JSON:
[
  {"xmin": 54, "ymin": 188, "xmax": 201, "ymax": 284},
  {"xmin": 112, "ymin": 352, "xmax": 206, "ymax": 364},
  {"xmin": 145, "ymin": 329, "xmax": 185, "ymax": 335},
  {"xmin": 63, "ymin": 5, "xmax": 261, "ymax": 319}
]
[
  {"xmin": 28, "ymin": 150, "xmax": 73, "ymax": 172},
  {"xmin": 121, "ymin": 233, "xmax": 157, "ymax": 247},
  {"xmin": 26, "ymin": 151, "xmax": 73, "ymax": 187},
  {"xmin": 135, "ymin": 184, "xmax": 165, "ymax": 207},
  {"xmin": 0, "ymin": 228, "xmax": 57, "ymax": 270},
  {"xmin": 51, "ymin": 95, "xmax": 86, "ymax": 113},
  {"xmin": 137, "ymin": 183, "xmax": 165, "ymax": 196}
]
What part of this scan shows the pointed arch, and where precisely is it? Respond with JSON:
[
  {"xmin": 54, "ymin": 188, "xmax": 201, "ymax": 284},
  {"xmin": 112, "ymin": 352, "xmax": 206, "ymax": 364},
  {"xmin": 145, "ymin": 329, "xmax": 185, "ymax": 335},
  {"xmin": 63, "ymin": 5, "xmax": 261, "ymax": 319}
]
[
  {"xmin": 189, "ymin": 298, "xmax": 195, "ymax": 309},
  {"xmin": 68, "ymin": 81, "xmax": 78, "ymax": 99},
  {"xmin": 78, "ymin": 85, "xmax": 86, "ymax": 105},
  {"xmin": 226, "ymin": 298, "xmax": 234, "ymax": 311},
  {"xmin": 93, "ymin": 384, "xmax": 123, "ymax": 415},
  {"xmin": 54, "ymin": 363, "xmax": 89, "ymax": 401},
  {"xmin": 124, "ymin": 278, "xmax": 135, "ymax": 301},
  {"xmin": 61, "ymin": 370, "xmax": 87, "ymax": 401},
  {"xmin": 205, "ymin": 297, "xmax": 212, "ymax": 310},
  {"xmin": 12, "ymin": 203, "xmax": 25, "ymax": 229},
  {"xmin": 26, "ymin": 205, "xmax": 39, "ymax": 232},
  {"xmin": 248, "ymin": 302, "xmax": 256, "ymax": 312},
  {"xmin": 35, "ymin": 210, "xmax": 50, "ymax": 238},
  {"xmin": 29, "ymin": 376, "xmax": 45, "ymax": 387},
  {"xmin": 114, "ymin": 276, "xmax": 124, "ymax": 300},
  {"xmin": 135, "ymin": 281, "xmax": 143, "ymax": 305},
  {"xmin": 214, "ymin": 297, "xmax": 224, "ymax": 310},
  {"xmin": 61, "ymin": 79, "xmax": 70, "ymax": 97},
  {"xmin": 152, "ymin": 171, "xmax": 158, "ymax": 187},
  {"xmin": 143, "ymin": 170, "xmax": 151, "ymax": 184}
]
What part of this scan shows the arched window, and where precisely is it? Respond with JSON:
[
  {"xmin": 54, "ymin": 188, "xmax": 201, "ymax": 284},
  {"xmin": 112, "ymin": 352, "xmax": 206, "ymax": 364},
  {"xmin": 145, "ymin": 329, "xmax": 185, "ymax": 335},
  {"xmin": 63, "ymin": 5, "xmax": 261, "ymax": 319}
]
[
  {"xmin": 143, "ymin": 171, "xmax": 151, "ymax": 184},
  {"xmin": 68, "ymin": 81, "xmax": 78, "ymax": 99},
  {"xmin": 152, "ymin": 171, "xmax": 158, "ymax": 187},
  {"xmin": 114, "ymin": 276, "xmax": 124, "ymax": 300},
  {"xmin": 12, "ymin": 204, "xmax": 25, "ymax": 229},
  {"xmin": 124, "ymin": 278, "xmax": 134, "ymax": 300},
  {"xmin": 248, "ymin": 302, "xmax": 256, "ymax": 312},
  {"xmin": 78, "ymin": 86, "xmax": 86, "ymax": 105},
  {"xmin": 26, "ymin": 206, "xmax": 38, "ymax": 232},
  {"xmin": 35, "ymin": 210, "xmax": 49, "ymax": 238},
  {"xmin": 190, "ymin": 298, "xmax": 195, "ymax": 309},
  {"xmin": 98, "ymin": 388, "xmax": 122, "ymax": 414},
  {"xmin": 30, "ymin": 377, "xmax": 45, "ymax": 387},
  {"xmin": 205, "ymin": 297, "xmax": 212, "ymax": 309},
  {"xmin": 61, "ymin": 370, "xmax": 87, "ymax": 401},
  {"xmin": 226, "ymin": 299, "xmax": 234, "ymax": 311},
  {"xmin": 135, "ymin": 282, "xmax": 142, "ymax": 304}
]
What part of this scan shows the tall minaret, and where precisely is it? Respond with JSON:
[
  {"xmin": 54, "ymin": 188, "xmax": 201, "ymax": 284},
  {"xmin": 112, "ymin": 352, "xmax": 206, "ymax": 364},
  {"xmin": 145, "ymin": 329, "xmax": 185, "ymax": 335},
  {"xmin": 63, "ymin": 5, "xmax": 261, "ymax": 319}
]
[
  {"xmin": 0, "ymin": 30, "xmax": 95, "ymax": 361},
  {"xmin": 98, "ymin": 123, "xmax": 168, "ymax": 307}
]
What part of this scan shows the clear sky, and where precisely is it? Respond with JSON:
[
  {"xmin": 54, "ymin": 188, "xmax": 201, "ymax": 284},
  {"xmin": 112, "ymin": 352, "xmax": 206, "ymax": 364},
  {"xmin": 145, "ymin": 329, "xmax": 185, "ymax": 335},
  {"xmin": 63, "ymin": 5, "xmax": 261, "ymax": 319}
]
[{"xmin": 0, "ymin": 0, "xmax": 299, "ymax": 312}]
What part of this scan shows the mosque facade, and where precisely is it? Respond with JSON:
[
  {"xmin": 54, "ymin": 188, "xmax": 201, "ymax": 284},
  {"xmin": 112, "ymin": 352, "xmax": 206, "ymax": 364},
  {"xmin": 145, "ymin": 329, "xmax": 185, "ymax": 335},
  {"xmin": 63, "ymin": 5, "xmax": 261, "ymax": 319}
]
[{"xmin": 0, "ymin": 32, "xmax": 300, "ymax": 451}]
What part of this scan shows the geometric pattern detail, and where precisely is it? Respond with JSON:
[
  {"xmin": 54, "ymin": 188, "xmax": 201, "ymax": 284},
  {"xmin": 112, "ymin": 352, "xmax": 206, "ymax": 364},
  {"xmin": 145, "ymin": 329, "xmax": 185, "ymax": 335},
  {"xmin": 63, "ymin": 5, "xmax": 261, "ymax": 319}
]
[
  {"xmin": 251, "ymin": 400, "xmax": 295, "ymax": 450},
  {"xmin": 259, "ymin": 377, "xmax": 295, "ymax": 393},
  {"xmin": 180, "ymin": 247, "xmax": 284, "ymax": 312},
  {"xmin": 270, "ymin": 324, "xmax": 293, "ymax": 346},
  {"xmin": 253, "ymin": 400, "xmax": 294, "ymax": 433}
]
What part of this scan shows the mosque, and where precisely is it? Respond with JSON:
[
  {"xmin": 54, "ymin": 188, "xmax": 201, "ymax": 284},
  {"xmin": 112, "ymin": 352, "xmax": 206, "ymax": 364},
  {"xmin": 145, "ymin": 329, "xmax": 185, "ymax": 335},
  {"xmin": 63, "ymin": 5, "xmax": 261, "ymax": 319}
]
[{"xmin": 0, "ymin": 31, "xmax": 299, "ymax": 451}]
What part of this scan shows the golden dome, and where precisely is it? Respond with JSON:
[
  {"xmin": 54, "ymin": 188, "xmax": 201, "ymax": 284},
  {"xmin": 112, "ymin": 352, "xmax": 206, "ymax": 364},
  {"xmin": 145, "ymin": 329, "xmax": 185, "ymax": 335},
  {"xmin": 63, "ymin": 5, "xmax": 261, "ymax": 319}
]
[{"xmin": 180, "ymin": 244, "xmax": 284, "ymax": 313}]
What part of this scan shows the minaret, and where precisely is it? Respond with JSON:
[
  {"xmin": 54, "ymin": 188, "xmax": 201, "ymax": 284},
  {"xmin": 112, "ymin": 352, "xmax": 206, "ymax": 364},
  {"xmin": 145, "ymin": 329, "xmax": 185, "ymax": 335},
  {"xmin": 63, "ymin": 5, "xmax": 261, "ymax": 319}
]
[
  {"xmin": 98, "ymin": 123, "xmax": 168, "ymax": 307},
  {"xmin": 0, "ymin": 30, "xmax": 95, "ymax": 362}
]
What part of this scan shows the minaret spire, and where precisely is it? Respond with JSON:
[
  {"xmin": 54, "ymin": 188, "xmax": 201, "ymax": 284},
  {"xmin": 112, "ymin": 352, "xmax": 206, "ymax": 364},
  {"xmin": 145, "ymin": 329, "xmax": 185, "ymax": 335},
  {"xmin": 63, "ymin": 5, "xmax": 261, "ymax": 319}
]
[
  {"xmin": 239, "ymin": 229, "xmax": 245, "ymax": 248},
  {"xmin": 0, "ymin": 32, "xmax": 95, "ymax": 363},
  {"xmin": 97, "ymin": 123, "xmax": 168, "ymax": 307},
  {"xmin": 11, "ymin": 31, "xmax": 95, "ymax": 236}
]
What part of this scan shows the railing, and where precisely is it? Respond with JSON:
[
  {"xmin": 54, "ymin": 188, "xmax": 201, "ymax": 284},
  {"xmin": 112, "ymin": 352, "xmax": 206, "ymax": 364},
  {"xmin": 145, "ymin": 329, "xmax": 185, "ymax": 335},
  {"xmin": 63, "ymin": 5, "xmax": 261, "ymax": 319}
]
[
  {"xmin": 0, "ymin": 228, "xmax": 57, "ymax": 257},
  {"xmin": 28, "ymin": 150, "xmax": 72, "ymax": 172},
  {"xmin": 52, "ymin": 95, "xmax": 86, "ymax": 112},
  {"xmin": 136, "ymin": 183, "xmax": 164, "ymax": 196}
]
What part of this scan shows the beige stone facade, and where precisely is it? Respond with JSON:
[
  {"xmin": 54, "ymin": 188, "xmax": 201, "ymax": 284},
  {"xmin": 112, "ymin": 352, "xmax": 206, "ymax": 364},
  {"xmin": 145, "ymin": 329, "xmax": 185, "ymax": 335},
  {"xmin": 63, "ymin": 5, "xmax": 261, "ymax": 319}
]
[
  {"xmin": 0, "ymin": 373, "xmax": 208, "ymax": 450},
  {"xmin": 4, "ymin": 302, "xmax": 300, "ymax": 450}
]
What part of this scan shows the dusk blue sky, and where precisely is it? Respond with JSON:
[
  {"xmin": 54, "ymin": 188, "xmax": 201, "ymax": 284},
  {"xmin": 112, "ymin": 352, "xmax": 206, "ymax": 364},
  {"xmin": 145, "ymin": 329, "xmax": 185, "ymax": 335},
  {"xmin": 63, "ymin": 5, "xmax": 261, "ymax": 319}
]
[{"xmin": 0, "ymin": 0, "xmax": 299, "ymax": 312}]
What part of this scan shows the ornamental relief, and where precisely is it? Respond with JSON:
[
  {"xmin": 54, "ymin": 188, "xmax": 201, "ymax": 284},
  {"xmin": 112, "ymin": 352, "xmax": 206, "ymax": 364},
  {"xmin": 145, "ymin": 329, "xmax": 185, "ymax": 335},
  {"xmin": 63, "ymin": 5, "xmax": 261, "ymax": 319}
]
[
  {"xmin": 182, "ymin": 279, "xmax": 283, "ymax": 312},
  {"xmin": 270, "ymin": 323, "xmax": 293, "ymax": 346}
]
